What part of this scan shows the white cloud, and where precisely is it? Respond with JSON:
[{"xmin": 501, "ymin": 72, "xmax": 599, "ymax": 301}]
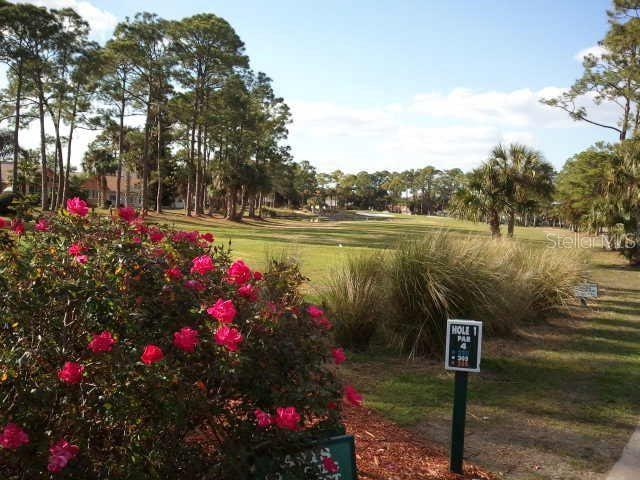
[
  {"xmin": 288, "ymin": 86, "xmax": 621, "ymax": 173},
  {"xmin": 289, "ymin": 101, "xmax": 399, "ymax": 138},
  {"xmin": 575, "ymin": 44, "xmax": 607, "ymax": 61},
  {"xmin": 378, "ymin": 125, "xmax": 503, "ymax": 170},
  {"xmin": 408, "ymin": 87, "xmax": 593, "ymax": 128},
  {"xmin": 14, "ymin": 0, "xmax": 118, "ymax": 43}
]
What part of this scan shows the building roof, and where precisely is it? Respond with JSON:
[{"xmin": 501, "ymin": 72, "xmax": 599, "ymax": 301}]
[
  {"xmin": 0, "ymin": 161, "xmax": 54, "ymax": 181},
  {"xmin": 80, "ymin": 174, "xmax": 142, "ymax": 192}
]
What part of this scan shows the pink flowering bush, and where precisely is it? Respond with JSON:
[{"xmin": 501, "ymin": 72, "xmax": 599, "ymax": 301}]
[{"xmin": 0, "ymin": 209, "xmax": 353, "ymax": 479}]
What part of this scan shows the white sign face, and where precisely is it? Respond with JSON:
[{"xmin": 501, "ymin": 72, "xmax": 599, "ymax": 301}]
[
  {"xmin": 445, "ymin": 319, "xmax": 483, "ymax": 373},
  {"xmin": 574, "ymin": 282, "xmax": 598, "ymax": 298}
]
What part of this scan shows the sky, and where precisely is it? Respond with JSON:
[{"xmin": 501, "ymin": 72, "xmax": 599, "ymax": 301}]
[{"xmin": 6, "ymin": 0, "xmax": 621, "ymax": 173}]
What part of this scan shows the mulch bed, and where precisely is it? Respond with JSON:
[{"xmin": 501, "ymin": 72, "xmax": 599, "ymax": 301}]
[{"xmin": 343, "ymin": 406, "xmax": 495, "ymax": 480}]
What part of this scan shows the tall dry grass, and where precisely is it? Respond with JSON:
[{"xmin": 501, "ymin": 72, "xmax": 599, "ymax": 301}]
[
  {"xmin": 322, "ymin": 253, "xmax": 388, "ymax": 350},
  {"xmin": 321, "ymin": 231, "xmax": 585, "ymax": 357}
]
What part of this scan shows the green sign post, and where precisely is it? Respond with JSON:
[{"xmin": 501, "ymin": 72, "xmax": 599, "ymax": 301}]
[{"xmin": 445, "ymin": 319, "xmax": 483, "ymax": 474}]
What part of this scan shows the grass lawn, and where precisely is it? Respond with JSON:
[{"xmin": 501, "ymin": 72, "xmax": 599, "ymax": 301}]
[
  {"xmin": 146, "ymin": 209, "xmax": 639, "ymax": 479},
  {"xmin": 143, "ymin": 209, "xmax": 551, "ymax": 292}
]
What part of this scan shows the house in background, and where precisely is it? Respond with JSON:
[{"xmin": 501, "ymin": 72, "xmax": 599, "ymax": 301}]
[
  {"xmin": 0, "ymin": 161, "xmax": 54, "ymax": 195},
  {"xmin": 79, "ymin": 173, "xmax": 186, "ymax": 209},
  {"xmin": 80, "ymin": 173, "xmax": 143, "ymax": 208}
]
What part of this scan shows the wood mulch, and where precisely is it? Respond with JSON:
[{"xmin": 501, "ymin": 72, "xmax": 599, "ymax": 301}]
[{"xmin": 343, "ymin": 405, "xmax": 495, "ymax": 480}]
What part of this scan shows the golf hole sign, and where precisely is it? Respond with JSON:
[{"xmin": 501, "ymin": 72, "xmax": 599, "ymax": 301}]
[
  {"xmin": 445, "ymin": 319, "xmax": 483, "ymax": 373},
  {"xmin": 574, "ymin": 282, "xmax": 598, "ymax": 299}
]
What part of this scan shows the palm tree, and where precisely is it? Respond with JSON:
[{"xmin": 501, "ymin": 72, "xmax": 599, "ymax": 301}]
[
  {"xmin": 451, "ymin": 143, "xmax": 554, "ymax": 238},
  {"xmin": 451, "ymin": 161, "xmax": 506, "ymax": 237},
  {"xmin": 490, "ymin": 143, "xmax": 554, "ymax": 237}
]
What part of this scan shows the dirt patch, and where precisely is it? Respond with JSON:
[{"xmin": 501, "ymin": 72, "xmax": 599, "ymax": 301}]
[
  {"xmin": 344, "ymin": 405, "xmax": 495, "ymax": 480},
  {"xmin": 413, "ymin": 411, "xmax": 614, "ymax": 480}
]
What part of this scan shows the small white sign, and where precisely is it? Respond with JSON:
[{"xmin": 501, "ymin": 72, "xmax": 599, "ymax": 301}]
[{"xmin": 574, "ymin": 282, "xmax": 598, "ymax": 299}]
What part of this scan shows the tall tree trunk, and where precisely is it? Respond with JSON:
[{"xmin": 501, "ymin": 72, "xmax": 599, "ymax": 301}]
[
  {"xmin": 11, "ymin": 61, "xmax": 23, "ymax": 189},
  {"xmin": 125, "ymin": 169, "xmax": 131, "ymax": 207},
  {"xmin": 186, "ymin": 176, "xmax": 192, "ymax": 216},
  {"xmin": 49, "ymin": 153, "xmax": 57, "ymax": 211},
  {"xmin": 38, "ymin": 84, "xmax": 48, "ymax": 210},
  {"xmin": 248, "ymin": 193, "xmax": 256, "ymax": 218},
  {"xmin": 142, "ymin": 100, "xmax": 152, "ymax": 212},
  {"xmin": 226, "ymin": 187, "xmax": 237, "ymax": 219},
  {"xmin": 195, "ymin": 123, "xmax": 203, "ymax": 215},
  {"xmin": 156, "ymin": 106, "xmax": 162, "ymax": 214},
  {"xmin": 489, "ymin": 209, "xmax": 501, "ymax": 238},
  {"xmin": 63, "ymin": 92, "xmax": 78, "ymax": 203},
  {"xmin": 54, "ymin": 116, "xmax": 64, "ymax": 209},
  {"xmin": 200, "ymin": 126, "xmax": 210, "ymax": 213},
  {"xmin": 55, "ymin": 125, "xmax": 64, "ymax": 210},
  {"xmin": 507, "ymin": 211, "xmax": 515, "ymax": 237},
  {"xmin": 116, "ymin": 86, "xmax": 125, "ymax": 207}
]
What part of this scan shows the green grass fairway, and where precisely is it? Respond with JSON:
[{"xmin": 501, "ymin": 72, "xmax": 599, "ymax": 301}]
[
  {"xmin": 145, "ymin": 209, "xmax": 554, "ymax": 292},
  {"xmin": 148, "ymin": 210, "xmax": 639, "ymax": 479}
]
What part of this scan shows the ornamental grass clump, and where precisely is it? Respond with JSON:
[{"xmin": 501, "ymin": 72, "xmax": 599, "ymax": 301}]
[
  {"xmin": 321, "ymin": 253, "xmax": 387, "ymax": 350},
  {"xmin": 324, "ymin": 230, "xmax": 585, "ymax": 358},
  {"xmin": 385, "ymin": 232, "xmax": 501, "ymax": 357},
  {"xmin": 0, "ymin": 200, "xmax": 362, "ymax": 480}
]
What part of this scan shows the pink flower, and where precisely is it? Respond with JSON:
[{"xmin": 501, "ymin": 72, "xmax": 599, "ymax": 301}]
[
  {"xmin": 314, "ymin": 316, "xmax": 332, "ymax": 330},
  {"xmin": 118, "ymin": 206, "xmax": 137, "ymax": 223},
  {"xmin": 165, "ymin": 267, "xmax": 183, "ymax": 281},
  {"xmin": 58, "ymin": 362, "xmax": 84, "ymax": 384},
  {"xmin": 133, "ymin": 219, "xmax": 148, "ymax": 234},
  {"xmin": 191, "ymin": 255, "xmax": 215, "ymax": 275},
  {"xmin": 322, "ymin": 456, "xmax": 339, "ymax": 474},
  {"xmin": 226, "ymin": 260, "xmax": 252, "ymax": 285},
  {"xmin": 238, "ymin": 283, "xmax": 258, "ymax": 301},
  {"xmin": 132, "ymin": 236, "xmax": 141, "ymax": 244},
  {"xmin": 306, "ymin": 305, "xmax": 324, "ymax": 318},
  {"xmin": 34, "ymin": 218, "xmax": 50, "ymax": 232},
  {"xmin": 73, "ymin": 254, "xmax": 89, "ymax": 264},
  {"xmin": 343, "ymin": 385, "xmax": 363, "ymax": 407},
  {"xmin": 184, "ymin": 279, "xmax": 206, "ymax": 292},
  {"xmin": 274, "ymin": 407, "xmax": 301, "ymax": 430},
  {"xmin": 214, "ymin": 325, "xmax": 243, "ymax": 351},
  {"xmin": 173, "ymin": 327, "xmax": 199, "ymax": 353},
  {"xmin": 0, "ymin": 423, "xmax": 29, "ymax": 450},
  {"xmin": 207, "ymin": 299, "xmax": 237, "ymax": 324},
  {"xmin": 172, "ymin": 230, "xmax": 199, "ymax": 243},
  {"xmin": 254, "ymin": 408, "xmax": 273, "ymax": 428},
  {"xmin": 0, "ymin": 218, "xmax": 5, "ymax": 228},
  {"xmin": 148, "ymin": 227, "xmax": 164, "ymax": 243},
  {"xmin": 200, "ymin": 232, "xmax": 214, "ymax": 243},
  {"xmin": 68, "ymin": 243, "xmax": 85, "ymax": 256},
  {"xmin": 141, "ymin": 345, "xmax": 164, "ymax": 365},
  {"xmin": 10, "ymin": 219, "xmax": 24, "ymax": 235},
  {"xmin": 332, "ymin": 347, "xmax": 346, "ymax": 365},
  {"xmin": 88, "ymin": 331, "xmax": 116, "ymax": 353},
  {"xmin": 66, "ymin": 197, "xmax": 88, "ymax": 217},
  {"xmin": 47, "ymin": 439, "xmax": 79, "ymax": 473},
  {"xmin": 253, "ymin": 271, "xmax": 263, "ymax": 281}
]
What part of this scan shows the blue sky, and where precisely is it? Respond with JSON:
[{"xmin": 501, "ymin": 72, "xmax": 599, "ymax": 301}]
[{"xmin": 13, "ymin": 0, "xmax": 620, "ymax": 172}]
